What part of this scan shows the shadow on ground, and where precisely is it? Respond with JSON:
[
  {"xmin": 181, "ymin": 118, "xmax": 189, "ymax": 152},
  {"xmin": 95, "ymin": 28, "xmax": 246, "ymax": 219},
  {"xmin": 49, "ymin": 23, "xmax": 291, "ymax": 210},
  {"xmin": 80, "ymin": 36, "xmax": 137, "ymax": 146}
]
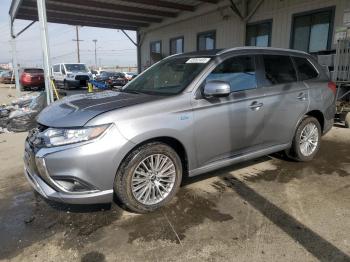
[{"xmin": 0, "ymin": 139, "xmax": 349, "ymax": 261}]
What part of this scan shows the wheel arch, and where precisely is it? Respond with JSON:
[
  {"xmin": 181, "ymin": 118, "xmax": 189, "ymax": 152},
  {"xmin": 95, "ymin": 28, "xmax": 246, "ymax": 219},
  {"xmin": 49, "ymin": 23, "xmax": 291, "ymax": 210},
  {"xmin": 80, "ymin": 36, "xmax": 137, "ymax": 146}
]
[
  {"xmin": 305, "ymin": 110, "xmax": 325, "ymax": 133},
  {"xmin": 119, "ymin": 136, "xmax": 189, "ymax": 177}
]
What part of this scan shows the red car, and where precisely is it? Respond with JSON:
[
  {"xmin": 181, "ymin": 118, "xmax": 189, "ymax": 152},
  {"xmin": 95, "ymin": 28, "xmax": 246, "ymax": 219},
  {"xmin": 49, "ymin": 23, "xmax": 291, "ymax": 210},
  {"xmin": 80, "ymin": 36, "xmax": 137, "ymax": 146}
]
[{"xmin": 20, "ymin": 68, "xmax": 45, "ymax": 90}]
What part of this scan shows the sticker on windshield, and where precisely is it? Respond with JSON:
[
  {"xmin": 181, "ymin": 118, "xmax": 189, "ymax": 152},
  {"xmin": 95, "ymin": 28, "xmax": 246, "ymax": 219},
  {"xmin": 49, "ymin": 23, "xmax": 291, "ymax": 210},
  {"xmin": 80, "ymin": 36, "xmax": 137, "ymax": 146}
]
[{"xmin": 186, "ymin": 58, "xmax": 211, "ymax": 64}]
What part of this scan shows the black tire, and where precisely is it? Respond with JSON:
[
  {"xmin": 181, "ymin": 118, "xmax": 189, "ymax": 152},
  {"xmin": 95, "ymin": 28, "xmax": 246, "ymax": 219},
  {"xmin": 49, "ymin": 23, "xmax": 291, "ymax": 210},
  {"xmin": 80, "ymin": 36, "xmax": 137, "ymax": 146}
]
[
  {"xmin": 287, "ymin": 116, "xmax": 321, "ymax": 162},
  {"xmin": 345, "ymin": 112, "xmax": 350, "ymax": 128},
  {"xmin": 114, "ymin": 142, "xmax": 182, "ymax": 213},
  {"xmin": 63, "ymin": 80, "xmax": 69, "ymax": 90}
]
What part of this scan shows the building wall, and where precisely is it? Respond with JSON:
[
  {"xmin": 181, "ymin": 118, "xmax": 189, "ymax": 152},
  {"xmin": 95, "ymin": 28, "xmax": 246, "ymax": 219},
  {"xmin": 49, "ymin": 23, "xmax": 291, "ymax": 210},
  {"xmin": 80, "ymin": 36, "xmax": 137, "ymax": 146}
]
[{"xmin": 140, "ymin": 0, "xmax": 350, "ymax": 70}]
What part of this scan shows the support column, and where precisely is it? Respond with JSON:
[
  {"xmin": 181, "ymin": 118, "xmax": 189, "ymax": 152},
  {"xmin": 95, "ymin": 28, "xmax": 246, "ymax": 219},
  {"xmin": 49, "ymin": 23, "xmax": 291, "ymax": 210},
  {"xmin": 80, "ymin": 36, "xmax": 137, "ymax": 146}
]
[
  {"xmin": 9, "ymin": 17, "xmax": 21, "ymax": 95},
  {"xmin": 137, "ymin": 31, "xmax": 141, "ymax": 74},
  {"xmin": 10, "ymin": 38, "xmax": 21, "ymax": 95},
  {"xmin": 36, "ymin": 0, "xmax": 53, "ymax": 105}
]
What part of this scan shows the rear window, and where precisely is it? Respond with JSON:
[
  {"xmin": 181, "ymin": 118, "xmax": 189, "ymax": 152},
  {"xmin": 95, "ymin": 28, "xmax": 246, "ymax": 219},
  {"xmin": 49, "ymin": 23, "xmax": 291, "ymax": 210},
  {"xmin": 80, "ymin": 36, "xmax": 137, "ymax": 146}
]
[
  {"xmin": 293, "ymin": 57, "xmax": 319, "ymax": 80},
  {"xmin": 24, "ymin": 69, "xmax": 43, "ymax": 73},
  {"xmin": 263, "ymin": 55, "xmax": 297, "ymax": 84}
]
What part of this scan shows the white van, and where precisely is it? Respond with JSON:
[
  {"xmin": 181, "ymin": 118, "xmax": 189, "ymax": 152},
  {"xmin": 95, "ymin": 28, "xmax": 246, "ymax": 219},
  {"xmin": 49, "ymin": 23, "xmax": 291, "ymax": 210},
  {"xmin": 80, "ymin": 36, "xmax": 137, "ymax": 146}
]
[{"xmin": 52, "ymin": 63, "xmax": 91, "ymax": 89}]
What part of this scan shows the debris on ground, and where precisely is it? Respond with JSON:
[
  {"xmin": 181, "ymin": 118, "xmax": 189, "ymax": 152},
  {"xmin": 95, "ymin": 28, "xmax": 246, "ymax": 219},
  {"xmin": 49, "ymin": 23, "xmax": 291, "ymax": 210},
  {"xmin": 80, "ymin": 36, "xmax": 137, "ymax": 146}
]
[{"xmin": 0, "ymin": 92, "xmax": 46, "ymax": 133}]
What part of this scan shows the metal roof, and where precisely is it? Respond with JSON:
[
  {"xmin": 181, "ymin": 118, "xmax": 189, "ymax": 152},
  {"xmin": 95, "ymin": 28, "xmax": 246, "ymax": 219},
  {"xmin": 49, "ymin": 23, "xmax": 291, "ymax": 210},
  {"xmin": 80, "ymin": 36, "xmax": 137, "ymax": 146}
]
[{"xmin": 9, "ymin": 0, "xmax": 219, "ymax": 31}]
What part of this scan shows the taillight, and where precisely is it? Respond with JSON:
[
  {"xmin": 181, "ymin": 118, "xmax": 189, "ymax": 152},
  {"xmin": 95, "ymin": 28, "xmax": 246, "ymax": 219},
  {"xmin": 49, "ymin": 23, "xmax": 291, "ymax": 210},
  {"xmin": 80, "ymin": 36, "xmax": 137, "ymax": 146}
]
[{"xmin": 328, "ymin": 81, "xmax": 337, "ymax": 96}]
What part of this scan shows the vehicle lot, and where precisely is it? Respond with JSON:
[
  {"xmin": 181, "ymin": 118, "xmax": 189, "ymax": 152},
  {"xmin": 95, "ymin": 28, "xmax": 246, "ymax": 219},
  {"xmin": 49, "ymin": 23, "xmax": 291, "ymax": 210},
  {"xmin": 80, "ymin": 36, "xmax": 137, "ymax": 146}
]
[{"xmin": 0, "ymin": 84, "xmax": 349, "ymax": 261}]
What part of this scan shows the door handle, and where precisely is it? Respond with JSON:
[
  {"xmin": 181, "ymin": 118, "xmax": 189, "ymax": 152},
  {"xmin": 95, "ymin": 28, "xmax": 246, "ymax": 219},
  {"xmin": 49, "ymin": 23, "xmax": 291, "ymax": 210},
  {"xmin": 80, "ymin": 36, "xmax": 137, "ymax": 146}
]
[
  {"xmin": 249, "ymin": 101, "xmax": 263, "ymax": 111},
  {"xmin": 297, "ymin": 92, "xmax": 307, "ymax": 101}
]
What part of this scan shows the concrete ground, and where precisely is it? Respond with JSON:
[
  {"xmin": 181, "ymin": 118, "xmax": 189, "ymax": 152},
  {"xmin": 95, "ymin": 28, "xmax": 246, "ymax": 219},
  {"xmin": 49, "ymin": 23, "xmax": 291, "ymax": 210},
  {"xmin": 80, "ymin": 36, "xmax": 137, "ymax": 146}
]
[{"xmin": 0, "ymin": 84, "xmax": 349, "ymax": 262}]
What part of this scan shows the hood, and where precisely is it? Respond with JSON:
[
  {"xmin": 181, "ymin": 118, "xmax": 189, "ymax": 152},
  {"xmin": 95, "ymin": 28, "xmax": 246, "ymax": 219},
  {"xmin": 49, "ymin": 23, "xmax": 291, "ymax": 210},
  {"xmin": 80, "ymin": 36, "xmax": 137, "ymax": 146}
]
[{"xmin": 37, "ymin": 91, "xmax": 162, "ymax": 127}]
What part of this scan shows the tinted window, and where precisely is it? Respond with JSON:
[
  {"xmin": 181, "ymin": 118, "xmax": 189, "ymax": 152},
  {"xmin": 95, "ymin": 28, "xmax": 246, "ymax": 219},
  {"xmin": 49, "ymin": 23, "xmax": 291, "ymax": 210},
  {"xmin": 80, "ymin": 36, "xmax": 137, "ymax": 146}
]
[
  {"xmin": 291, "ymin": 9, "xmax": 333, "ymax": 53},
  {"xmin": 263, "ymin": 55, "xmax": 297, "ymax": 84},
  {"xmin": 170, "ymin": 37, "xmax": 184, "ymax": 55},
  {"xmin": 64, "ymin": 64, "xmax": 88, "ymax": 72},
  {"xmin": 24, "ymin": 68, "xmax": 43, "ymax": 73},
  {"xmin": 197, "ymin": 31, "xmax": 216, "ymax": 51},
  {"xmin": 53, "ymin": 65, "xmax": 60, "ymax": 72},
  {"xmin": 246, "ymin": 21, "xmax": 272, "ymax": 47},
  {"xmin": 293, "ymin": 57, "xmax": 319, "ymax": 80},
  {"xmin": 206, "ymin": 56, "xmax": 257, "ymax": 92},
  {"xmin": 150, "ymin": 41, "xmax": 161, "ymax": 53}
]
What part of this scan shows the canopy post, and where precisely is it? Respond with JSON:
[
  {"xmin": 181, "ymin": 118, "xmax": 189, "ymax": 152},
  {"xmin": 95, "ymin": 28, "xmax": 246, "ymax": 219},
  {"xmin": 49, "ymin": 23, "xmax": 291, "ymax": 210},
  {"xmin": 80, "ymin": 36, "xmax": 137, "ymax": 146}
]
[
  {"xmin": 9, "ymin": 16, "xmax": 21, "ymax": 95},
  {"xmin": 36, "ymin": 0, "xmax": 53, "ymax": 105}
]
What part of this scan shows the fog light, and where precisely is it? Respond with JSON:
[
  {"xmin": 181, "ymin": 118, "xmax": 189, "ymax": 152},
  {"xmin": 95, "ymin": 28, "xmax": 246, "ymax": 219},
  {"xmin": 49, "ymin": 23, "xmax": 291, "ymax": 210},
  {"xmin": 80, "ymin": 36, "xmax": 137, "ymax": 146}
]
[{"xmin": 54, "ymin": 179, "xmax": 90, "ymax": 192}]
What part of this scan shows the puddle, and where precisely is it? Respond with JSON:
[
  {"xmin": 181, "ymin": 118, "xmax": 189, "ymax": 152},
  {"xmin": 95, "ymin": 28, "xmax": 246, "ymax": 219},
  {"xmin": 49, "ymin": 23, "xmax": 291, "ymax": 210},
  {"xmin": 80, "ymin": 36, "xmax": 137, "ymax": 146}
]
[
  {"xmin": 118, "ymin": 189, "xmax": 233, "ymax": 244},
  {"xmin": 243, "ymin": 140, "xmax": 350, "ymax": 183}
]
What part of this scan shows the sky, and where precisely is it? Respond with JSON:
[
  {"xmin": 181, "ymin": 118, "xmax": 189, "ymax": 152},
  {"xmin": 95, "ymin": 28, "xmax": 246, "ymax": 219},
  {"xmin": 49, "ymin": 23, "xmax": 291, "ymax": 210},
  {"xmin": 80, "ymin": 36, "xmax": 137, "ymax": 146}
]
[{"xmin": 0, "ymin": 0, "xmax": 137, "ymax": 68}]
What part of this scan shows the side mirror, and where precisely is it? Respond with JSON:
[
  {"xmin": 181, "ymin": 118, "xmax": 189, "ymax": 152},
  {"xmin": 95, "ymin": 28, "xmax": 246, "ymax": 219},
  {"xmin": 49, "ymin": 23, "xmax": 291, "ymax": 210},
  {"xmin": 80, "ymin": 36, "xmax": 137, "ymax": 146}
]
[{"xmin": 203, "ymin": 80, "xmax": 231, "ymax": 97}]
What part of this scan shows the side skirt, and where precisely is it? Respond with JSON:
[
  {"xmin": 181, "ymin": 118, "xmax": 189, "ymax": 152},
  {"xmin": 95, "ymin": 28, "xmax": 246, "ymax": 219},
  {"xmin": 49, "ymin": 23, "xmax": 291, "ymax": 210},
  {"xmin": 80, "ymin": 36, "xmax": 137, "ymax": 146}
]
[{"xmin": 188, "ymin": 143, "xmax": 291, "ymax": 177}]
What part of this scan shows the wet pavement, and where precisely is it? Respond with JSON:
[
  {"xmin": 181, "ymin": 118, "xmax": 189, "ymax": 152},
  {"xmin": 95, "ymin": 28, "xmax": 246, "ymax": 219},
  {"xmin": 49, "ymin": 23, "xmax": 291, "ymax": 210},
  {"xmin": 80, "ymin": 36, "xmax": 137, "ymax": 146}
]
[{"xmin": 0, "ymin": 127, "xmax": 349, "ymax": 262}]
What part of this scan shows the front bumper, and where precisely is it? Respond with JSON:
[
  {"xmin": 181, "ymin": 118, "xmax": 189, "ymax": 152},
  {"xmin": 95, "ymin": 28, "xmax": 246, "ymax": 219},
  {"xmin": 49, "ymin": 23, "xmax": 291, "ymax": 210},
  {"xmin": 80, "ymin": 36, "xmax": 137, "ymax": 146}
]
[{"xmin": 23, "ymin": 124, "xmax": 134, "ymax": 204}]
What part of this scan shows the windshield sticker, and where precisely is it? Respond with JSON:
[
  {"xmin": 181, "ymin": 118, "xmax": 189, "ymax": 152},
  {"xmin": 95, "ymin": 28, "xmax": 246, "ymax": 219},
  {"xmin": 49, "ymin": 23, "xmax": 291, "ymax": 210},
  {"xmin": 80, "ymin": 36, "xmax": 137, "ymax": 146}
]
[{"xmin": 186, "ymin": 58, "xmax": 211, "ymax": 64}]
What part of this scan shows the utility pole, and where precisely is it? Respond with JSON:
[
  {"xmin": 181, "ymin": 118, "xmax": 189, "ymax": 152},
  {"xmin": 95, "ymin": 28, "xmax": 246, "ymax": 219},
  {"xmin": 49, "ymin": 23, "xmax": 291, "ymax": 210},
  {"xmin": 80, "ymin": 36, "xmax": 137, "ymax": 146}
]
[
  {"xmin": 72, "ymin": 26, "xmax": 83, "ymax": 63},
  {"xmin": 92, "ymin": 39, "xmax": 97, "ymax": 68}
]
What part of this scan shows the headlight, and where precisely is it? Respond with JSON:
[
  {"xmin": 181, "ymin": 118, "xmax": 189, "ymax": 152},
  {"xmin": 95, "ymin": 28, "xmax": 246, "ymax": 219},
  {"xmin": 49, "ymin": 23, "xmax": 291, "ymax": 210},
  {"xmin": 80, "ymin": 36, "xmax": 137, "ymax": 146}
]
[
  {"xmin": 67, "ymin": 73, "xmax": 74, "ymax": 78},
  {"xmin": 41, "ymin": 124, "xmax": 111, "ymax": 147}
]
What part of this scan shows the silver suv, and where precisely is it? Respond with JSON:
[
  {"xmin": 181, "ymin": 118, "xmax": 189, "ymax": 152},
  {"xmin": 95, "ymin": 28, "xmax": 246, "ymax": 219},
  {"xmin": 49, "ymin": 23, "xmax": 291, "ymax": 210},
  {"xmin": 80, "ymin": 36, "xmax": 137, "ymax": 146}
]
[{"xmin": 24, "ymin": 47, "xmax": 336, "ymax": 213}]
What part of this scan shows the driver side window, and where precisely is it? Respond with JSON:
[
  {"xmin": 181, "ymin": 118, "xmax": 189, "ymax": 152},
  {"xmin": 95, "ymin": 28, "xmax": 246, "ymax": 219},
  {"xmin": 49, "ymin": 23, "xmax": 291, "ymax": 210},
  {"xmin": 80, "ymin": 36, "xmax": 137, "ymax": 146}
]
[{"xmin": 206, "ymin": 55, "xmax": 257, "ymax": 92}]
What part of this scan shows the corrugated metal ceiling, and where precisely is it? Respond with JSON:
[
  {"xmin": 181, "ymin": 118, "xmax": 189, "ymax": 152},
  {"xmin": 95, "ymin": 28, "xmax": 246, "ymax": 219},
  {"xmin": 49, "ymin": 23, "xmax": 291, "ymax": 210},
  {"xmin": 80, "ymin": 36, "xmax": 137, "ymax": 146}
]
[{"xmin": 10, "ymin": 0, "xmax": 220, "ymax": 31}]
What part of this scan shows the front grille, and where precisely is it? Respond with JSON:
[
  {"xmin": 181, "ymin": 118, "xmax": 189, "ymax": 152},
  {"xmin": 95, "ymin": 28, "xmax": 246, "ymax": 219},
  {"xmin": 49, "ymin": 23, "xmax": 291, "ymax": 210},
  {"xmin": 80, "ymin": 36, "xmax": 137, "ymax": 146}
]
[{"xmin": 75, "ymin": 75, "xmax": 89, "ymax": 81}]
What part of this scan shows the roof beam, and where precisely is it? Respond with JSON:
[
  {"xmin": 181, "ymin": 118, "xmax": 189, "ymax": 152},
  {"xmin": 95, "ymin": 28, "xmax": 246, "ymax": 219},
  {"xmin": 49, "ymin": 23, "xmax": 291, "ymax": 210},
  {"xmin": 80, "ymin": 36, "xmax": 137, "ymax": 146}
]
[
  {"xmin": 19, "ymin": 8, "xmax": 149, "ymax": 27},
  {"xmin": 17, "ymin": 14, "xmax": 139, "ymax": 31},
  {"xmin": 22, "ymin": 1, "xmax": 163, "ymax": 23},
  {"xmin": 120, "ymin": 0, "xmax": 195, "ymax": 11},
  {"xmin": 198, "ymin": 0, "xmax": 219, "ymax": 3},
  {"xmin": 45, "ymin": 0, "xmax": 178, "ymax": 18}
]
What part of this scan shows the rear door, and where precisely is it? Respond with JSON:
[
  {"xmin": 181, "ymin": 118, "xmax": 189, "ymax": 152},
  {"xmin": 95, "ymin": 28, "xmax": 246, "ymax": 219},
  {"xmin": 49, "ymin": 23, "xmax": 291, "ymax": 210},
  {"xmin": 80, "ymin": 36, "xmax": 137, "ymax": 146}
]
[{"xmin": 259, "ymin": 54, "xmax": 309, "ymax": 146}]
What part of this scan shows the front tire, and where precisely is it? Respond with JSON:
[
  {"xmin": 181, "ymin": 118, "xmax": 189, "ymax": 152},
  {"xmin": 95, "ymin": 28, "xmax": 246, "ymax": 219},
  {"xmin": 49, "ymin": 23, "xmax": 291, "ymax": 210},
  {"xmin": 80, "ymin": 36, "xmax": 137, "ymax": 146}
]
[
  {"xmin": 287, "ymin": 116, "xmax": 321, "ymax": 162},
  {"xmin": 114, "ymin": 142, "xmax": 182, "ymax": 213}
]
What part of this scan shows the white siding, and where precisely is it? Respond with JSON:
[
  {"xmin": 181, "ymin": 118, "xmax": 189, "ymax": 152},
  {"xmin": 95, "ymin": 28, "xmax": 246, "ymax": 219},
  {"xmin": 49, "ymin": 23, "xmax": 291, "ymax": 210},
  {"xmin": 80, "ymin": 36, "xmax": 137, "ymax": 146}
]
[{"xmin": 140, "ymin": 0, "xmax": 350, "ymax": 70}]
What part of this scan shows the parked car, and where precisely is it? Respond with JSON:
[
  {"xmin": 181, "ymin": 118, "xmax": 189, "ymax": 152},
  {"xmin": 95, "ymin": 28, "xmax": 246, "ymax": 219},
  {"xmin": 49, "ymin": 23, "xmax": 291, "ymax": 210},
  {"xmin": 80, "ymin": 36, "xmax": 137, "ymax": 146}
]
[
  {"xmin": 123, "ymin": 72, "xmax": 137, "ymax": 81},
  {"xmin": 96, "ymin": 71, "xmax": 128, "ymax": 87},
  {"xmin": 24, "ymin": 47, "xmax": 335, "ymax": 213},
  {"xmin": 52, "ymin": 63, "xmax": 91, "ymax": 89},
  {"xmin": 20, "ymin": 68, "xmax": 45, "ymax": 91},
  {"xmin": 0, "ymin": 71, "xmax": 15, "ymax": 84}
]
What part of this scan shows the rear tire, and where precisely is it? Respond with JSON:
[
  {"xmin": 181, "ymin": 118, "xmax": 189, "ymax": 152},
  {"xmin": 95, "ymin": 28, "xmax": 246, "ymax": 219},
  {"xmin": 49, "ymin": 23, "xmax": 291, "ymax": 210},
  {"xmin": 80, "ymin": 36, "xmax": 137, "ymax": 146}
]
[
  {"xmin": 114, "ymin": 142, "xmax": 182, "ymax": 213},
  {"xmin": 287, "ymin": 116, "xmax": 321, "ymax": 162},
  {"xmin": 63, "ymin": 81, "xmax": 69, "ymax": 90}
]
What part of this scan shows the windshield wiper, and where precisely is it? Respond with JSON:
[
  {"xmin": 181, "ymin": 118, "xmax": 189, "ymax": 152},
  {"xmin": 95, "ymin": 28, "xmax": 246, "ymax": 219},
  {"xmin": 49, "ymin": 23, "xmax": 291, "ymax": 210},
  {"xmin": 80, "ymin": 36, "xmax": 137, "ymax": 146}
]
[{"xmin": 120, "ymin": 89, "xmax": 143, "ymax": 94}]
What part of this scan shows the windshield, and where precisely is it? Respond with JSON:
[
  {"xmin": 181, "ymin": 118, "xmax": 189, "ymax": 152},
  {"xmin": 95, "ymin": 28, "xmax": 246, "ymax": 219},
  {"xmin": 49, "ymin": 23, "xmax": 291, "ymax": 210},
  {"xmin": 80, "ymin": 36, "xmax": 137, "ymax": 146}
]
[
  {"xmin": 65, "ymin": 64, "xmax": 88, "ymax": 72},
  {"xmin": 123, "ymin": 56, "xmax": 211, "ymax": 95}
]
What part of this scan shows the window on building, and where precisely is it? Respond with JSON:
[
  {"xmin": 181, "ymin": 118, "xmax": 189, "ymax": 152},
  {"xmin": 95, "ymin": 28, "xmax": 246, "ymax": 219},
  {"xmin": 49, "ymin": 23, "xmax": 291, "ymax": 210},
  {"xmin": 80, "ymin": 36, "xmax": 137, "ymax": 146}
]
[
  {"xmin": 263, "ymin": 55, "xmax": 297, "ymax": 84},
  {"xmin": 150, "ymin": 41, "xmax": 162, "ymax": 54},
  {"xmin": 170, "ymin": 37, "xmax": 184, "ymax": 55},
  {"xmin": 291, "ymin": 8, "xmax": 334, "ymax": 53},
  {"xmin": 246, "ymin": 20, "xmax": 272, "ymax": 47},
  {"xmin": 293, "ymin": 56, "xmax": 319, "ymax": 80},
  {"xmin": 197, "ymin": 31, "xmax": 216, "ymax": 51},
  {"xmin": 206, "ymin": 56, "xmax": 257, "ymax": 92}
]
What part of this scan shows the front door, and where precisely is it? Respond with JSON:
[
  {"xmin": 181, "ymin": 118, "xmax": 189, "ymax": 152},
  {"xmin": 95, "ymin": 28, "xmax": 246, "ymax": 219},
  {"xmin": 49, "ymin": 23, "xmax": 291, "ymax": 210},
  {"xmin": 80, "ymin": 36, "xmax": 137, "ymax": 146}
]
[{"xmin": 192, "ymin": 55, "xmax": 267, "ymax": 168}]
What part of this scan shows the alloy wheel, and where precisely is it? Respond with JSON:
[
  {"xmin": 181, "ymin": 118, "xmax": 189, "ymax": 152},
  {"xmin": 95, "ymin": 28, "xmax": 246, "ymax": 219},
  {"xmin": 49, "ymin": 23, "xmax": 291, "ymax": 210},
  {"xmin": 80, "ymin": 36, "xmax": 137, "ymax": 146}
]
[{"xmin": 131, "ymin": 154, "xmax": 176, "ymax": 205}]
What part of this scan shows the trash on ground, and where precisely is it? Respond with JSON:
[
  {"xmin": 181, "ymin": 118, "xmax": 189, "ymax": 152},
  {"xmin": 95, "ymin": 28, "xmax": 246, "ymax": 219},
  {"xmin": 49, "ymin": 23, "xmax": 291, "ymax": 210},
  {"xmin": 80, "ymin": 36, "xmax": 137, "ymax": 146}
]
[{"xmin": 0, "ymin": 92, "xmax": 46, "ymax": 133}]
